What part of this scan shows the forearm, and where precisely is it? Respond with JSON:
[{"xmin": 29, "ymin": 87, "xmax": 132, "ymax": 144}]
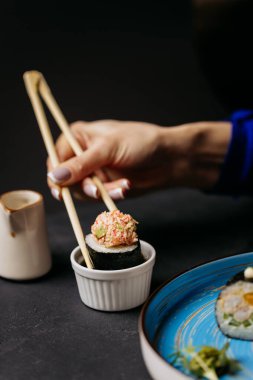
[{"xmin": 159, "ymin": 121, "xmax": 232, "ymax": 190}]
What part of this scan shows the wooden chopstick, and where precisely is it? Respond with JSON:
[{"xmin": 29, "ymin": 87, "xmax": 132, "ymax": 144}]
[
  {"xmin": 36, "ymin": 72, "xmax": 117, "ymax": 212},
  {"xmin": 23, "ymin": 71, "xmax": 94, "ymax": 269}
]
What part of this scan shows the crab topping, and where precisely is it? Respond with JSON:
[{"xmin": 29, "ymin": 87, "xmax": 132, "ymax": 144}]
[
  {"xmin": 234, "ymin": 306, "xmax": 252, "ymax": 322},
  {"xmin": 222, "ymin": 296, "xmax": 243, "ymax": 314},
  {"xmin": 219, "ymin": 281, "xmax": 253, "ymax": 323},
  {"xmin": 91, "ymin": 210, "xmax": 138, "ymax": 248}
]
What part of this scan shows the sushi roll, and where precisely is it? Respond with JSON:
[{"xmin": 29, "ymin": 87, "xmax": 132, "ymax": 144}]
[
  {"xmin": 216, "ymin": 266, "xmax": 253, "ymax": 340},
  {"xmin": 85, "ymin": 210, "xmax": 145, "ymax": 270}
]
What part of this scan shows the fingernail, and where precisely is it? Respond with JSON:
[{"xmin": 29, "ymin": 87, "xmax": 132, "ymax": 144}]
[
  {"xmin": 83, "ymin": 183, "xmax": 99, "ymax": 199},
  {"xmin": 109, "ymin": 188, "xmax": 125, "ymax": 200},
  {"xmin": 51, "ymin": 188, "xmax": 61, "ymax": 201},
  {"xmin": 121, "ymin": 179, "xmax": 131, "ymax": 190},
  {"xmin": 47, "ymin": 167, "xmax": 71, "ymax": 184}
]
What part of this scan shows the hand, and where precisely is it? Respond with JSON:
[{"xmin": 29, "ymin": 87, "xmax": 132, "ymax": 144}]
[
  {"xmin": 47, "ymin": 120, "xmax": 232, "ymax": 200},
  {"xmin": 47, "ymin": 120, "xmax": 167, "ymax": 200}
]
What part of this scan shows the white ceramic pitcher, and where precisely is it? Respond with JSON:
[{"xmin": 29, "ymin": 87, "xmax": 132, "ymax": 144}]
[{"xmin": 0, "ymin": 190, "xmax": 51, "ymax": 280}]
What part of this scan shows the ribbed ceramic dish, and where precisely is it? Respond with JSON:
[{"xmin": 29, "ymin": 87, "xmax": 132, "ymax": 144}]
[
  {"xmin": 139, "ymin": 252, "xmax": 253, "ymax": 380},
  {"xmin": 71, "ymin": 240, "xmax": 156, "ymax": 311}
]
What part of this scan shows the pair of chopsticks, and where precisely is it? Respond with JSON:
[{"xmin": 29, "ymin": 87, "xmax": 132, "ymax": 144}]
[{"xmin": 23, "ymin": 71, "xmax": 117, "ymax": 269}]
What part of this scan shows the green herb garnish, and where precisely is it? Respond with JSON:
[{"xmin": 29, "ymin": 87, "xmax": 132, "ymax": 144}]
[
  {"xmin": 229, "ymin": 319, "xmax": 241, "ymax": 327},
  {"xmin": 116, "ymin": 223, "xmax": 123, "ymax": 231},
  {"xmin": 169, "ymin": 342, "xmax": 241, "ymax": 380},
  {"xmin": 95, "ymin": 226, "xmax": 106, "ymax": 239},
  {"xmin": 243, "ymin": 320, "xmax": 251, "ymax": 328}
]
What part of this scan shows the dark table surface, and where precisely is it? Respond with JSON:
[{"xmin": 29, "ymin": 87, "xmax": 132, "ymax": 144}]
[
  {"xmin": 1, "ymin": 190, "xmax": 253, "ymax": 380},
  {"xmin": 1, "ymin": 2, "xmax": 253, "ymax": 379}
]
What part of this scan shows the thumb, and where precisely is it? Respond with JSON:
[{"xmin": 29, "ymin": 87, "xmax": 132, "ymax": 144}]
[{"xmin": 47, "ymin": 145, "xmax": 109, "ymax": 186}]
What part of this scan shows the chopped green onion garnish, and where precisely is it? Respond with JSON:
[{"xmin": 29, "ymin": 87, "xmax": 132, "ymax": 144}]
[
  {"xmin": 243, "ymin": 320, "xmax": 251, "ymax": 327},
  {"xmin": 229, "ymin": 319, "xmax": 241, "ymax": 327}
]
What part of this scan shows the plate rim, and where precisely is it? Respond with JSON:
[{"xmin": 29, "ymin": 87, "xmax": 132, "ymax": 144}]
[{"xmin": 139, "ymin": 250, "xmax": 253, "ymax": 378}]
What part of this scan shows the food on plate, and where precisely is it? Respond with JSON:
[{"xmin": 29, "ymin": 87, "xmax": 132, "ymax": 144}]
[
  {"xmin": 85, "ymin": 210, "xmax": 145, "ymax": 270},
  {"xmin": 169, "ymin": 342, "xmax": 241, "ymax": 380},
  {"xmin": 216, "ymin": 266, "xmax": 253, "ymax": 340}
]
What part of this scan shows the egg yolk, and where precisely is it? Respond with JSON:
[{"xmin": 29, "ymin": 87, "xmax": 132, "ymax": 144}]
[{"xmin": 244, "ymin": 292, "xmax": 253, "ymax": 305}]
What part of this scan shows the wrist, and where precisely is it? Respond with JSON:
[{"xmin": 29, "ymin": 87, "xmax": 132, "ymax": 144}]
[{"xmin": 158, "ymin": 121, "xmax": 232, "ymax": 189}]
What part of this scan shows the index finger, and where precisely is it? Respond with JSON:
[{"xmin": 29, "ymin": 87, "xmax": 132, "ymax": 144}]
[
  {"xmin": 54, "ymin": 121, "xmax": 92, "ymax": 162},
  {"xmin": 55, "ymin": 133, "xmax": 75, "ymax": 163}
]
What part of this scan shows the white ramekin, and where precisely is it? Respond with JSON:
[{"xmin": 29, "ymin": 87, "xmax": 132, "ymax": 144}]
[{"xmin": 70, "ymin": 240, "xmax": 156, "ymax": 311}]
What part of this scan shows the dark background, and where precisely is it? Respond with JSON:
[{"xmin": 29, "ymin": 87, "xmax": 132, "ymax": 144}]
[
  {"xmin": 2, "ymin": 0, "xmax": 253, "ymax": 213},
  {"xmin": 0, "ymin": 0, "xmax": 228, "ymax": 213},
  {"xmin": 2, "ymin": 1, "xmax": 253, "ymax": 379}
]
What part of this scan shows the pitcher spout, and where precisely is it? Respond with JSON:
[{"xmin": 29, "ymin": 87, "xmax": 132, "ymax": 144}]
[
  {"xmin": 0, "ymin": 190, "xmax": 43, "ymax": 236},
  {"xmin": 0, "ymin": 201, "xmax": 16, "ymax": 236}
]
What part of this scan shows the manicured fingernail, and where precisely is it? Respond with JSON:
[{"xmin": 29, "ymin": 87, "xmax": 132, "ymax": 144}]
[
  {"xmin": 83, "ymin": 183, "xmax": 99, "ymax": 199},
  {"xmin": 121, "ymin": 179, "xmax": 131, "ymax": 190},
  {"xmin": 51, "ymin": 188, "xmax": 61, "ymax": 201},
  {"xmin": 109, "ymin": 188, "xmax": 125, "ymax": 199},
  {"xmin": 47, "ymin": 167, "xmax": 71, "ymax": 184}
]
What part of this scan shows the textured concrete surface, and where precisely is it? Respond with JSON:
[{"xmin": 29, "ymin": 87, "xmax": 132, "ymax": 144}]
[{"xmin": 1, "ymin": 190, "xmax": 253, "ymax": 379}]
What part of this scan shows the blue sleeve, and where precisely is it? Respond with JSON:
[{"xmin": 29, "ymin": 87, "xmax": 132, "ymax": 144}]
[{"xmin": 214, "ymin": 110, "xmax": 253, "ymax": 195}]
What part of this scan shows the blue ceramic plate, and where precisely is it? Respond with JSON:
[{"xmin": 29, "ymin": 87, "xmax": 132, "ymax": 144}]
[{"xmin": 140, "ymin": 252, "xmax": 253, "ymax": 380}]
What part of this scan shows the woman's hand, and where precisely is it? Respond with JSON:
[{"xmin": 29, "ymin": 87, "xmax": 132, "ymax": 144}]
[{"xmin": 47, "ymin": 120, "xmax": 232, "ymax": 200}]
